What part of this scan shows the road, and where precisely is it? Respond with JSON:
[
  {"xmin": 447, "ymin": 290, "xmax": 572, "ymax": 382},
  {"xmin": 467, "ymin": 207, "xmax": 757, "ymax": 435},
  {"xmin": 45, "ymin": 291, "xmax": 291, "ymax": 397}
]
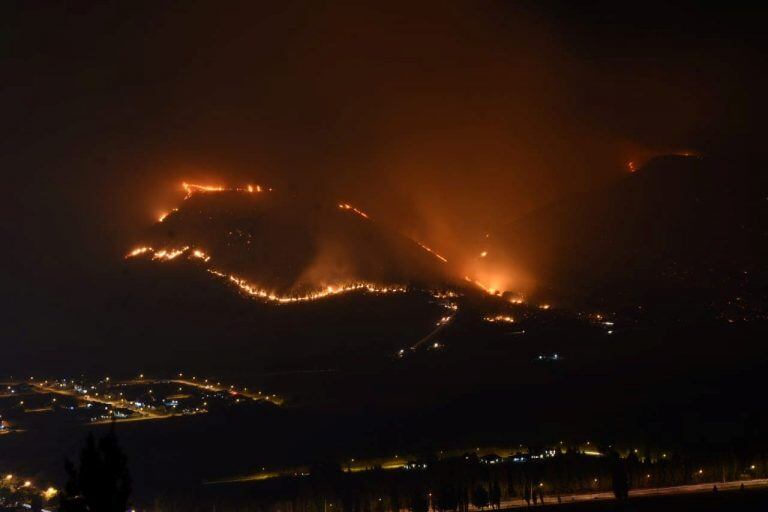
[
  {"xmin": 491, "ymin": 478, "xmax": 768, "ymax": 509},
  {"xmin": 144, "ymin": 378, "xmax": 282, "ymax": 405},
  {"xmin": 30, "ymin": 382, "xmax": 169, "ymax": 422}
]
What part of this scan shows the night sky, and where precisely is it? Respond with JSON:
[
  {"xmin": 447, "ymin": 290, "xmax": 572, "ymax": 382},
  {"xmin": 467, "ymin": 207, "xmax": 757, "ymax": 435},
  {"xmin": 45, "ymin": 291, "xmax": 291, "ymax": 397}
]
[{"xmin": 2, "ymin": 1, "xmax": 767, "ymax": 357}]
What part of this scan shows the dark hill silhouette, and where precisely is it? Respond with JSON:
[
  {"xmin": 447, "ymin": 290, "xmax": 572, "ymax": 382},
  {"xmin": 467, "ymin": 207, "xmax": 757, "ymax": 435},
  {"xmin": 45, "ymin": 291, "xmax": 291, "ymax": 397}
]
[{"xmin": 492, "ymin": 155, "xmax": 768, "ymax": 309}]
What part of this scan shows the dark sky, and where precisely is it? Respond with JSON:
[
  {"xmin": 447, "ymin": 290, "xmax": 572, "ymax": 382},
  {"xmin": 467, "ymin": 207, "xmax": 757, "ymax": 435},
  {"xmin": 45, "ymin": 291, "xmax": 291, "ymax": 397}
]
[{"xmin": 2, "ymin": 1, "xmax": 766, "ymax": 346}]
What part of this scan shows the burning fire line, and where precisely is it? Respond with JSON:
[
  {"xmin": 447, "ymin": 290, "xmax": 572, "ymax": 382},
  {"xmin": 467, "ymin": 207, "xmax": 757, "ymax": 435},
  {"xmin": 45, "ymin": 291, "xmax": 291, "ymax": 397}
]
[
  {"xmin": 126, "ymin": 245, "xmax": 405, "ymax": 304},
  {"xmin": 125, "ymin": 246, "xmax": 211, "ymax": 262},
  {"xmin": 209, "ymin": 269, "xmax": 407, "ymax": 304},
  {"xmin": 464, "ymin": 276, "xmax": 498, "ymax": 295},
  {"xmin": 483, "ymin": 314, "xmax": 514, "ymax": 323},
  {"xmin": 337, "ymin": 203, "xmax": 370, "ymax": 219},
  {"xmin": 416, "ymin": 242, "xmax": 448, "ymax": 263},
  {"xmin": 157, "ymin": 208, "xmax": 179, "ymax": 223},
  {"xmin": 337, "ymin": 201, "xmax": 449, "ymax": 264},
  {"xmin": 182, "ymin": 182, "xmax": 266, "ymax": 199}
]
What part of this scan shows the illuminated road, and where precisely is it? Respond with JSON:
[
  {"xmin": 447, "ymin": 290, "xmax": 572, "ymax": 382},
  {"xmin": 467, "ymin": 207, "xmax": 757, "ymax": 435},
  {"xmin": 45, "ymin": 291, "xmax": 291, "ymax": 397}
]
[
  {"xmin": 30, "ymin": 382, "xmax": 169, "ymax": 422},
  {"xmin": 167, "ymin": 378, "xmax": 282, "ymax": 405},
  {"xmin": 410, "ymin": 315, "xmax": 453, "ymax": 350},
  {"xmin": 491, "ymin": 478, "xmax": 768, "ymax": 509},
  {"xmin": 121, "ymin": 378, "xmax": 283, "ymax": 405}
]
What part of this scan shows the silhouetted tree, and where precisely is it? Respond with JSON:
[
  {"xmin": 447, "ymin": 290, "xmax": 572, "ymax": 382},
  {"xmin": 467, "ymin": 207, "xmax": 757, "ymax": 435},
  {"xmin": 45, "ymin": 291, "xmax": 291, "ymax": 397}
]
[
  {"xmin": 470, "ymin": 485, "xmax": 488, "ymax": 510},
  {"xmin": 610, "ymin": 453, "xmax": 629, "ymax": 501},
  {"xmin": 30, "ymin": 494, "xmax": 42, "ymax": 512},
  {"xmin": 435, "ymin": 483, "xmax": 458, "ymax": 512},
  {"xmin": 59, "ymin": 426, "xmax": 131, "ymax": 512},
  {"xmin": 409, "ymin": 490, "xmax": 429, "ymax": 512},
  {"xmin": 523, "ymin": 479, "xmax": 531, "ymax": 506},
  {"xmin": 489, "ymin": 482, "xmax": 501, "ymax": 510}
]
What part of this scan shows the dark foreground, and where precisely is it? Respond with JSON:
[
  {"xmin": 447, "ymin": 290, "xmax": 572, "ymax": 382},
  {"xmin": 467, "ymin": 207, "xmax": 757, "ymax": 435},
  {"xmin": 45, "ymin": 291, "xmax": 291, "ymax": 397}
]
[{"xmin": 529, "ymin": 486, "xmax": 768, "ymax": 511}]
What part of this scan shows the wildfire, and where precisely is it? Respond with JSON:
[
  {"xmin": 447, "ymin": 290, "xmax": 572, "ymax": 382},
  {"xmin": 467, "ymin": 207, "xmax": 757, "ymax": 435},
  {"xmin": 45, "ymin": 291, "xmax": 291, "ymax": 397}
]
[
  {"xmin": 128, "ymin": 182, "xmax": 462, "ymax": 307},
  {"xmin": 483, "ymin": 315, "xmax": 515, "ymax": 323},
  {"xmin": 182, "ymin": 182, "xmax": 266, "ymax": 199},
  {"xmin": 464, "ymin": 276, "xmax": 499, "ymax": 295},
  {"xmin": 127, "ymin": 246, "xmax": 152, "ymax": 258},
  {"xmin": 157, "ymin": 208, "xmax": 179, "ymax": 223},
  {"xmin": 152, "ymin": 247, "xmax": 190, "ymax": 261},
  {"xmin": 432, "ymin": 291, "xmax": 459, "ymax": 299},
  {"xmin": 126, "ymin": 246, "xmax": 209, "ymax": 262},
  {"xmin": 338, "ymin": 202, "xmax": 370, "ymax": 219},
  {"xmin": 209, "ymin": 269, "xmax": 407, "ymax": 304},
  {"xmin": 191, "ymin": 249, "xmax": 211, "ymax": 262},
  {"xmin": 127, "ymin": 242, "xmax": 414, "ymax": 305},
  {"xmin": 416, "ymin": 242, "xmax": 448, "ymax": 263}
]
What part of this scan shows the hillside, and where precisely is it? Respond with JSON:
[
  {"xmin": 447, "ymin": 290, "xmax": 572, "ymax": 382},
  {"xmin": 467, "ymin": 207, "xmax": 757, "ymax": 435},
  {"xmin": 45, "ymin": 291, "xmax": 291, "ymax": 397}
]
[{"xmin": 491, "ymin": 155, "xmax": 768, "ymax": 310}]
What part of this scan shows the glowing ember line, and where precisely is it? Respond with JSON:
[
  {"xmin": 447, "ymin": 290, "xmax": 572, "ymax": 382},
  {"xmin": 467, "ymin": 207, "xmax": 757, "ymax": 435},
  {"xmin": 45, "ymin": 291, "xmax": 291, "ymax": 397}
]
[
  {"xmin": 158, "ymin": 208, "xmax": 179, "ymax": 223},
  {"xmin": 465, "ymin": 275, "xmax": 486, "ymax": 291},
  {"xmin": 152, "ymin": 246, "xmax": 190, "ymax": 261},
  {"xmin": 416, "ymin": 242, "xmax": 448, "ymax": 263},
  {"xmin": 127, "ymin": 245, "xmax": 409, "ymax": 304},
  {"xmin": 483, "ymin": 314, "xmax": 515, "ymax": 323},
  {"xmin": 182, "ymin": 182, "xmax": 266, "ymax": 199},
  {"xmin": 126, "ymin": 246, "xmax": 208, "ymax": 262},
  {"xmin": 464, "ymin": 276, "xmax": 498, "ymax": 295},
  {"xmin": 208, "ymin": 269, "xmax": 406, "ymax": 304},
  {"xmin": 127, "ymin": 246, "xmax": 152, "ymax": 258},
  {"xmin": 338, "ymin": 203, "xmax": 370, "ymax": 219},
  {"xmin": 191, "ymin": 249, "xmax": 211, "ymax": 262}
]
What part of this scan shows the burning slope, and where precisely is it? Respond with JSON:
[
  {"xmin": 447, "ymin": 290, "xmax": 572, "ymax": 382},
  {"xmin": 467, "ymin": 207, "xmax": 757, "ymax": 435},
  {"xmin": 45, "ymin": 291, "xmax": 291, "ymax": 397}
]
[{"xmin": 127, "ymin": 182, "xmax": 457, "ymax": 302}]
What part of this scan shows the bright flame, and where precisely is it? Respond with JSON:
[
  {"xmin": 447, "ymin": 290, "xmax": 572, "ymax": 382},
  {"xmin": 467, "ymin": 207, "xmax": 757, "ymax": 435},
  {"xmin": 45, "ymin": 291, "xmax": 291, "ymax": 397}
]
[
  {"xmin": 479, "ymin": 251, "xmax": 488, "ymax": 258},
  {"xmin": 338, "ymin": 202, "xmax": 370, "ymax": 219},
  {"xmin": 182, "ymin": 181, "xmax": 266, "ymax": 199},
  {"xmin": 484, "ymin": 315, "xmax": 515, "ymax": 323},
  {"xmin": 127, "ymin": 245, "xmax": 412, "ymax": 305},
  {"xmin": 126, "ymin": 246, "xmax": 210, "ymax": 262},
  {"xmin": 416, "ymin": 242, "xmax": 448, "ymax": 263},
  {"xmin": 182, "ymin": 182, "xmax": 227, "ymax": 197},
  {"xmin": 43, "ymin": 487, "xmax": 58, "ymax": 499},
  {"xmin": 210, "ymin": 269, "xmax": 407, "ymax": 304},
  {"xmin": 465, "ymin": 276, "xmax": 499, "ymax": 295},
  {"xmin": 152, "ymin": 247, "xmax": 190, "ymax": 261},
  {"xmin": 126, "ymin": 246, "xmax": 152, "ymax": 258},
  {"xmin": 157, "ymin": 208, "xmax": 179, "ymax": 223},
  {"xmin": 191, "ymin": 249, "xmax": 211, "ymax": 262}
]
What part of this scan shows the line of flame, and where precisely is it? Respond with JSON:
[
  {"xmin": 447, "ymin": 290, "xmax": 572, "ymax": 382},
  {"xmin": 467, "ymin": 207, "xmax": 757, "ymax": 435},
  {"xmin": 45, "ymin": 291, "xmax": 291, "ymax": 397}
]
[{"xmin": 337, "ymin": 203, "xmax": 370, "ymax": 219}]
